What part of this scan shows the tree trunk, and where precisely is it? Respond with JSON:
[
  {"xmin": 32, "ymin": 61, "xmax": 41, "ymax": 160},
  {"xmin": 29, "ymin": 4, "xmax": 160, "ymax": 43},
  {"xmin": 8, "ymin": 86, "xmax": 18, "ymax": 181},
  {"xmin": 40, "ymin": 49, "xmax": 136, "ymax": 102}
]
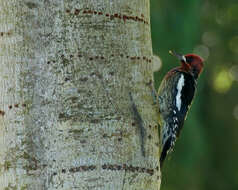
[{"xmin": 0, "ymin": 0, "xmax": 160, "ymax": 189}]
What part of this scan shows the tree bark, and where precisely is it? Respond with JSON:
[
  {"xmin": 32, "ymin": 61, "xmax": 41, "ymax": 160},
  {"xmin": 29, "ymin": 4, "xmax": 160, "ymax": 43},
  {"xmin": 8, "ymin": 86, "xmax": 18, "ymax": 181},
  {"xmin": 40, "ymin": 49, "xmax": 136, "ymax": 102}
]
[{"xmin": 0, "ymin": 0, "xmax": 160, "ymax": 189}]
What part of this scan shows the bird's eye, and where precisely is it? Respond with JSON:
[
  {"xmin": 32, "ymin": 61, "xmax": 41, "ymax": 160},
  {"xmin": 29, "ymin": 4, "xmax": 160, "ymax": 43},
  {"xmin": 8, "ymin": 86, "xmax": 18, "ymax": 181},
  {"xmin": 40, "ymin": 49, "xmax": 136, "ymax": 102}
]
[{"xmin": 185, "ymin": 56, "xmax": 193, "ymax": 63}]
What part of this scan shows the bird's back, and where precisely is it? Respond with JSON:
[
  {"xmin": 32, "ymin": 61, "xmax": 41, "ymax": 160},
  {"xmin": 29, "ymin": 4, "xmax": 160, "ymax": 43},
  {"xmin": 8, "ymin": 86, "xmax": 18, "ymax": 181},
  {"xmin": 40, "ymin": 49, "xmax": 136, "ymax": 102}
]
[{"xmin": 158, "ymin": 70, "xmax": 196, "ymax": 166}]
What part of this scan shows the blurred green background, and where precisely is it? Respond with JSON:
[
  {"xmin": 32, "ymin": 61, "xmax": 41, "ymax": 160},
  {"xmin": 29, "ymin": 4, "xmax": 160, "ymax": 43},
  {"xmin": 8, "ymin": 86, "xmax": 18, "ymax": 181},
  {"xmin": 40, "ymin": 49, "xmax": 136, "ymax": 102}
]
[{"xmin": 151, "ymin": 0, "xmax": 238, "ymax": 189}]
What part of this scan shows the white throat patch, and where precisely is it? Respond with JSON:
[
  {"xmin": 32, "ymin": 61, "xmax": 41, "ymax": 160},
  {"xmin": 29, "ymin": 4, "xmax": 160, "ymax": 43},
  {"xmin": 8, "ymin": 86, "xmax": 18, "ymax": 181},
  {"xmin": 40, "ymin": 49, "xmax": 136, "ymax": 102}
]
[
  {"xmin": 176, "ymin": 75, "xmax": 185, "ymax": 111},
  {"xmin": 182, "ymin": 55, "xmax": 186, "ymax": 63}
]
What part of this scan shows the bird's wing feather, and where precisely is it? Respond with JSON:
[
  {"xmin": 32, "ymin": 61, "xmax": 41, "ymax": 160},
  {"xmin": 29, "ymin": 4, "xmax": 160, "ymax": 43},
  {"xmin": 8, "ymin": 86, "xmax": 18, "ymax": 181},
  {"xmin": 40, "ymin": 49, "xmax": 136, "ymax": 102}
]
[{"xmin": 158, "ymin": 71, "xmax": 196, "ymax": 154}]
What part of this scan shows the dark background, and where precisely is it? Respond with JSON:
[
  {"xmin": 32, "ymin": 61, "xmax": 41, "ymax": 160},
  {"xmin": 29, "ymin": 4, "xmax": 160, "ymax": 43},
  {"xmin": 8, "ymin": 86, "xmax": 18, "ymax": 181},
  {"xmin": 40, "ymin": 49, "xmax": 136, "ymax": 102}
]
[{"xmin": 151, "ymin": 0, "xmax": 238, "ymax": 189}]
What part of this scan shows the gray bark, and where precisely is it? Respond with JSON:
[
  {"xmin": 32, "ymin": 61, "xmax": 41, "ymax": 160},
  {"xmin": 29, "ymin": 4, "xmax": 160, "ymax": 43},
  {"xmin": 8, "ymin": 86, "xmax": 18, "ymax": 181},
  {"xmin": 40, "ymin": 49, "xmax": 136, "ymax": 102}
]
[{"xmin": 0, "ymin": 0, "xmax": 161, "ymax": 189}]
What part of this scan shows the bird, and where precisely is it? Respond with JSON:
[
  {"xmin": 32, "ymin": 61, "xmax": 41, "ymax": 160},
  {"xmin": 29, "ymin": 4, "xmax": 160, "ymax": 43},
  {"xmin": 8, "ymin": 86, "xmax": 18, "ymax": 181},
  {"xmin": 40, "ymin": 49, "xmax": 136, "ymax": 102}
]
[{"xmin": 158, "ymin": 50, "xmax": 204, "ymax": 168}]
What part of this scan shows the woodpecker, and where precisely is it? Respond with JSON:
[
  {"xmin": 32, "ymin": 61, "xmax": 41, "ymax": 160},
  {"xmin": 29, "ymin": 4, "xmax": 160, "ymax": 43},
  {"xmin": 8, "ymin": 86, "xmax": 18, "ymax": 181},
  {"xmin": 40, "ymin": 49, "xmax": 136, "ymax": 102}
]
[{"xmin": 158, "ymin": 50, "xmax": 204, "ymax": 168}]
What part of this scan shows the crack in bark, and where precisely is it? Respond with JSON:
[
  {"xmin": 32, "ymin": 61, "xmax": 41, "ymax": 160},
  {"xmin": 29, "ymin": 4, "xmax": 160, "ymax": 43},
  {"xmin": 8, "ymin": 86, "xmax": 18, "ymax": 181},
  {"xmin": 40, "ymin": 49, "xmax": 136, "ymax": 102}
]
[
  {"xmin": 129, "ymin": 92, "xmax": 146, "ymax": 157},
  {"xmin": 122, "ymin": 169, "xmax": 126, "ymax": 190}
]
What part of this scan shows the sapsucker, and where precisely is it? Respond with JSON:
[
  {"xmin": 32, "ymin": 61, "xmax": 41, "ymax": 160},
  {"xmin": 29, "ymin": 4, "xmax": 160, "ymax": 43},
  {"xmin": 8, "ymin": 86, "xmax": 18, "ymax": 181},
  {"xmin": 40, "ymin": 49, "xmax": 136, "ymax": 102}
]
[{"xmin": 158, "ymin": 51, "xmax": 204, "ymax": 168}]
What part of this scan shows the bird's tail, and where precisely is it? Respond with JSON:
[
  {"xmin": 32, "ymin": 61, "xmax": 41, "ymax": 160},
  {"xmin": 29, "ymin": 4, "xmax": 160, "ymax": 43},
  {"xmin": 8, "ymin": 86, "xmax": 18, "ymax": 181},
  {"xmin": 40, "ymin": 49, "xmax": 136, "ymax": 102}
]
[{"xmin": 159, "ymin": 137, "xmax": 172, "ymax": 168}]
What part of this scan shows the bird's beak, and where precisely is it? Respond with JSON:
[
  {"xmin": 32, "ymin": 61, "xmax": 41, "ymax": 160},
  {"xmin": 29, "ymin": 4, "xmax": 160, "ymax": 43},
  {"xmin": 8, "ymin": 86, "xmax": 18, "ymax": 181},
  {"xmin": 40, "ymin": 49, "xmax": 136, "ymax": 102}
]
[{"xmin": 169, "ymin": 50, "xmax": 186, "ymax": 63}]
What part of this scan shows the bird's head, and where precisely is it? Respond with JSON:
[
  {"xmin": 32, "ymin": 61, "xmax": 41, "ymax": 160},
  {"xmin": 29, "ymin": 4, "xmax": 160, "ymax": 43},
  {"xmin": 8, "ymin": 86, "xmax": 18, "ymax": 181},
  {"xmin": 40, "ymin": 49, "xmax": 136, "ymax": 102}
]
[{"xmin": 169, "ymin": 50, "xmax": 204, "ymax": 79}]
